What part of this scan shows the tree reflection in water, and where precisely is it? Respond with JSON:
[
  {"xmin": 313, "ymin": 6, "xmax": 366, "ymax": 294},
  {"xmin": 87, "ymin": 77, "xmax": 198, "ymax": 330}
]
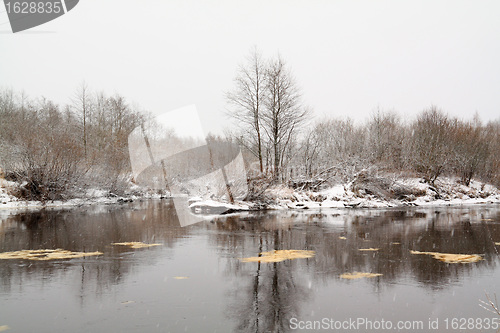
[
  {"xmin": 0, "ymin": 203, "xmax": 500, "ymax": 333},
  {"xmin": 222, "ymin": 219, "xmax": 311, "ymax": 333},
  {"xmin": 210, "ymin": 207, "xmax": 500, "ymax": 332},
  {"xmin": 0, "ymin": 200, "xmax": 188, "ymax": 301}
]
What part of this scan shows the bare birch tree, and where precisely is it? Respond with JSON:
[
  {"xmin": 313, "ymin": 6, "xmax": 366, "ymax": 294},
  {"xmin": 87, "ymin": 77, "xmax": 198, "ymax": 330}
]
[
  {"xmin": 262, "ymin": 56, "xmax": 309, "ymax": 181},
  {"xmin": 226, "ymin": 47, "xmax": 266, "ymax": 173}
]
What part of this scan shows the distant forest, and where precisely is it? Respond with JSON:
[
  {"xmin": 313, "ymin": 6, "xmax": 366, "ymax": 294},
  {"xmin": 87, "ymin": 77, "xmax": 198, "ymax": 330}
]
[{"xmin": 1, "ymin": 57, "xmax": 499, "ymax": 201}]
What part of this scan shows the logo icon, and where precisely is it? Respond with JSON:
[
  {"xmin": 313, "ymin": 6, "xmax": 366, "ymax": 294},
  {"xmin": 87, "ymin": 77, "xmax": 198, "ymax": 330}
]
[
  {"xmin": 3, "ymin": 0, "xmax": 79, "ymax": 33},
  {"xmin": 128, "ymin": 105, "xmax": 248, "ymax": 227}
]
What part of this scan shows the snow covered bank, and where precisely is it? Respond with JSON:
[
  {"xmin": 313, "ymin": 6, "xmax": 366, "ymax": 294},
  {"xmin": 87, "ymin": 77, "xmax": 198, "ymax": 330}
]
[
  {"xmin": 188, "ymin": 199, "xmax": 251, "ymax": 214},
  {"xmin": 2, "ymin": 175, "xmax": 499, "ymax": 216},
  {"xmin": 0, "ymin": 178, "xmax": 168, "ymax": 211},
  {"xmin": 182, "ymin": 176, "xmax": 500, "ymax": 216},
  {"xmin": 261, "ymin": 176, "xmax": 500, "ymax": 210},
  {"xmin": 0, "ymin": 179, "xmax": 20, "ymax": 209}
]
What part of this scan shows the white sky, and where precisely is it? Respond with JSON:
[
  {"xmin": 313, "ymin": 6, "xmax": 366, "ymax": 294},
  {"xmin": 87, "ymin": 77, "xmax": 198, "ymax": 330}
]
[{"xmin": 1, "ymin": 0, "xmax": 499, "ymax": 135}]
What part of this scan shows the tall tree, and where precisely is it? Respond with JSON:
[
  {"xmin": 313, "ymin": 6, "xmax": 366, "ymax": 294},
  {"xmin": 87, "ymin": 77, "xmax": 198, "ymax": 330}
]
[
  {"xmin": 226, "ymin": 47, "xmax": 266, "ymax": 173},
  {"xmin": 72, "ymin": 81, "xmax": 91, "ymax": 157},
  {"xmin": 262, "ymin": 56, "xmax": 308, "ymax": 181}
]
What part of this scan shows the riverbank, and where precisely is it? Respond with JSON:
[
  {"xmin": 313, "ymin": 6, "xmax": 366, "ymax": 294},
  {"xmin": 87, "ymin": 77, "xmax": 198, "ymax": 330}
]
[
  {"xmin": 261, "ymin": 176, "xmax": 500, "ymax": 210},
  {"xmin": 0, "ymin": 178, "xmax": 167, "ymax": 211},
  {"xmin": 1, "ymin": 175, "xmax": 500, "ymax": 213},
  {"xmin": 183, "ymin": 175, "xmax": 500, "ymax": 215}
]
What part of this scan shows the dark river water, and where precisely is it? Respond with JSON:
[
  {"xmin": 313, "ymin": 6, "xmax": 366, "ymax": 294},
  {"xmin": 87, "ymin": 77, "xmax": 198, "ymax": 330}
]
[{"xmin": 1, "ymin": 201, "xmax": 500, "ymax": 333}]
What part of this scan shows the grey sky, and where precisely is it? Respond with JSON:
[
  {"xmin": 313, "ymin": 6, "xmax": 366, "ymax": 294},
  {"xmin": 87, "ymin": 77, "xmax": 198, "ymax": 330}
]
[{"xmin": 1, "ymin": 0, "xmax": 499, "ymax": 135}]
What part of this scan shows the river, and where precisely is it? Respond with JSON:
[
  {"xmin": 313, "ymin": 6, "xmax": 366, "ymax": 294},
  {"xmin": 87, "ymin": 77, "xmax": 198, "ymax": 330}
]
[{"xmin": 1, "ymin": 201, "xmax": 500, "ymax": 332}]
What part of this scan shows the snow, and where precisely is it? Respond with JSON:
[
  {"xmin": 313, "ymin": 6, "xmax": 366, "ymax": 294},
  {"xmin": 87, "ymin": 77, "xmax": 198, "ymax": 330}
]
[
  {"xmin": 320, "ymin": 184, "xmax": 348, "ymax": 198},
  {"xmin": 85, "ymin": 188, "xmax": 108, "ymax": 198},
  {"xmin": 187, "ymin": 196, "xmax": 202, "ymax": 204},
  {"xmin": 1, "ymin": 175, "xmax": 499, "ymax": 216},
  {"xmin": 0, "ymin": 179, "xmax": 19, "ymax": 209},
  {"xmin": 250, "ymin": 175, "xmax": 500, "ymax": 211},
  {"xmin": 0, "ymin": 178, "xmax": 169, "ymax": 212},
  {"xmin": 189, "ymin": 199, "xmax": 251, "ymax": 212},
  {"xmin": 264, "ymin": 176, "xmax": 500, "ymax": 210}
]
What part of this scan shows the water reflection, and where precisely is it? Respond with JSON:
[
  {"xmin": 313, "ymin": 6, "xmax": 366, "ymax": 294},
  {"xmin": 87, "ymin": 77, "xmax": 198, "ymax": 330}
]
[
  {"xmin": 215, "ymin": 215, "xmax": 313, "ymax": 332},
  {"xmin": 0, "ymin": 203, "xmax": 500, "ymax": 332},
  {"xmin": 212, "ymin": 207, "xmax": 500, "ymax": 285},
  {"xmin": 209, "ymin": 207, "xmax": 500, "ymax": 332},
  {"xmin": 0, "ymin": 200, "xmax": 187, "ymax": 298}
]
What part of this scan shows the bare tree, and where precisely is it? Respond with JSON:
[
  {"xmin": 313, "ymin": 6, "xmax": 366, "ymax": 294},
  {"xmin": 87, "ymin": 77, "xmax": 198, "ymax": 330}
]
[
  {"xmin": 226, "ymin": 47, "xmax": 266, "ymax": 173},
  {"xmin": 262, "ymin": 56, "xmax": 309, "ymax": 181},
  {"xmin": 72, "ymin": 81, "xmax": 91, "ymax": 158},
  {"xmin": 409, "ymin": 106, "xmax": 452, "ymax": 184},
  {"xmin": 451, "ymin": 114, "xmax": 489, "ymax": 186},
  {"xmin": 483, "ymin": 120, "xmax": 500, "ymax": 187},
  {"xmin": 301, "ymin": 125, "xmax": 322, "ymax": 177},
  {"xmin": 367, "ymin": 108, "xmax": 403, "ymax": 169}
]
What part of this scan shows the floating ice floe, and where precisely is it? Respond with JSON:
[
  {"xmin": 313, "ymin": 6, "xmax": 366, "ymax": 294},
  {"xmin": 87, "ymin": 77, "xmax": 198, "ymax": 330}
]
[
  {"xmin": 340, "ymin": 272, "xmax": 383, "ymax": 280},
  {"xmin": 112, "ymin": 242, "xmax": 161, "ymax": 249},
  {"xmin": 410, "ymin": 250, "xmax": 483, "ymax": 263},
  {"xmin": 0, "ymin": 249, "xmax": 102, "ymax": 260},
  {"xmin": 240, "ymin": 250, "xmax": 315, "ymax": 263}
]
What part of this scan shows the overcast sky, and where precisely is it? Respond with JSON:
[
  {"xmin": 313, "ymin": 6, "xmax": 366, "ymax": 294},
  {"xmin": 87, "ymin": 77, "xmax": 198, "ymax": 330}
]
[{"xmin": 1, "ymin": 0, "xmax": 499, "ymax": 135}]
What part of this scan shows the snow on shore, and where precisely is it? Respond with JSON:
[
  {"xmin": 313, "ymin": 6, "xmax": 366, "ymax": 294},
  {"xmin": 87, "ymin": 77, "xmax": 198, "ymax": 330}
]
[
  {"xmin": 0, "ymin": 179, "xmax": 19, "ymax": 209},
  {"xmin": 1, "ymin": 176, "xmax": 499, "ymax": 216},
  {"xmin": 262, "ymin": 176, "xmax": 500, "ymax": 210},
  {"xmin": 182, "ymin": 176, "xmax": 500, "ymax": 214},
  {"xmin": 0, "ymin": 178, "xmax": 167, "ymax": 211}
]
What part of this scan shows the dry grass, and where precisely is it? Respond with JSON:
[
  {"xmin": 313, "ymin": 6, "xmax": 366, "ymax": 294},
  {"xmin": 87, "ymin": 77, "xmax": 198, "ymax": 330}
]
[
  {"xmin": 359, "ymin": 248, "xmax": 379, "ymax": 251},
  {"xmin": 340, "ymin": 272, "xmax": 383, "ymax": 280},
  {"xmin": 111, "ymin": 242, "xmax": 161, "ymax": 249},
  {"xmin": 410, "ymin": 250, "xmax": 483, "ymax": 263},
  {"xmin": 0, "ymin": 249, "xmax": 102, "ymax": 261},
  {"xmin": 479, "ymin": 293, "xmax": 500, "ymax": 316},
  {"xmin": 240, "ymin": 250, "xmax": 315, "ymax": 263}
]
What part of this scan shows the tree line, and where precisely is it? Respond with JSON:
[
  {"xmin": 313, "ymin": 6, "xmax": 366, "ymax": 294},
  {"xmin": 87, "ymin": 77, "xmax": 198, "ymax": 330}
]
[
  {"xmin": 226, "ymin": 49, "xmax": 500, "ymax": 190},
  {"xmin": 1, "ymin": 50, "xmax": 499, "ymax": 201},
  {"xmin": 0, "ymin": 85, "xmax": 245, "ymax": 201},
  {"xmin": 0, "ymin": 84, "xmax": 144, "ymax": 200},
  {"xmin": 294, "ymin": 107, "xmax": 499, "ymax": 188}
]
